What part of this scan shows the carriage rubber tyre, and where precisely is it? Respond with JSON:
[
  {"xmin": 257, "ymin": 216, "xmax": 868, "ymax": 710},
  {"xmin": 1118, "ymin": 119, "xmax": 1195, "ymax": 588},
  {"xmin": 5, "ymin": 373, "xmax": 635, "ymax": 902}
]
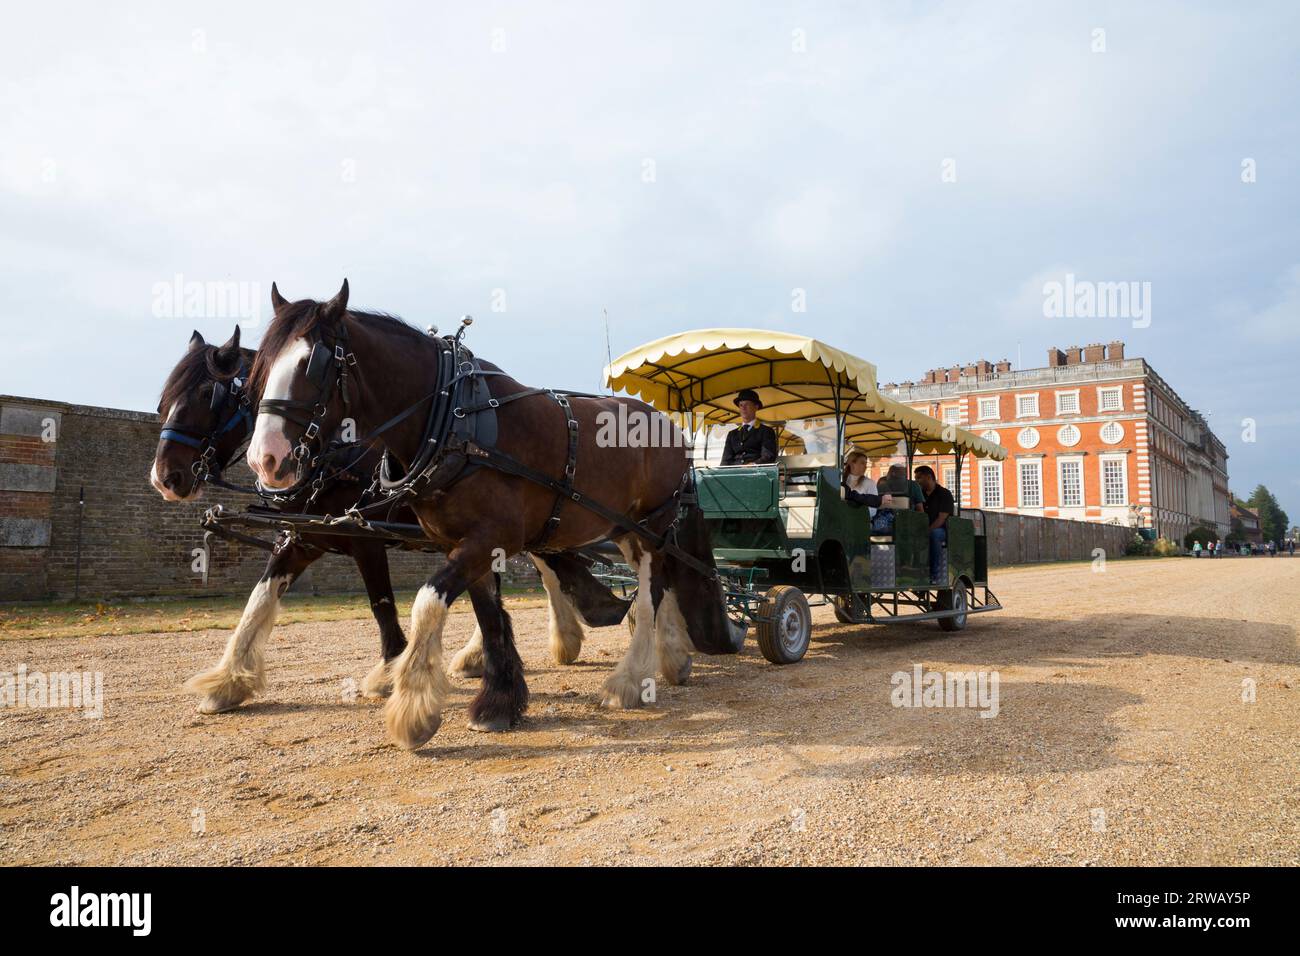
[
  {"xmin": 936, "ymin": 582, "xmax": 969, "ymax": 632},
  {"xmin": 757, "ymin": 585, "xmax": 812, "ymax": 664}
]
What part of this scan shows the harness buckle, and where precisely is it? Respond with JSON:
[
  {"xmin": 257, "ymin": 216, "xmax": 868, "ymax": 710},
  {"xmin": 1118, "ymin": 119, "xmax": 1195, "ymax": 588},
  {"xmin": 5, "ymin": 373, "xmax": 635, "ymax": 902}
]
[
  {"xmin": 459, "ymin": 361, "xmax": 474, "ymax": 374},
  {"xmin": 304, "ymin": 422, "xmax": 319, "ymax": 440},
  {"xmin": 334, "ymin": 345, "xmax": 346, "ymax": 362},
  {"xmin": 453, "ymin": 407, "xmax": 466, "ymax": 419},
  {"xmin": 488, "ymin": 398, "xmax": 500, "ymax": 409},
  {"xmin": 346, "ymin": 352, "xmax": 357, "ymax": 366}
]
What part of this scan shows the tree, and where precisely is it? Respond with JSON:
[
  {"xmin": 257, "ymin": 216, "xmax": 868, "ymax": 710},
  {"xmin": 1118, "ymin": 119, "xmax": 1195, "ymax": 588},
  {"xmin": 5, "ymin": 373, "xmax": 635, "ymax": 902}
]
[{"xmin": 1247, "ymin": 485, "xmax": 1290, "ymax": 545}]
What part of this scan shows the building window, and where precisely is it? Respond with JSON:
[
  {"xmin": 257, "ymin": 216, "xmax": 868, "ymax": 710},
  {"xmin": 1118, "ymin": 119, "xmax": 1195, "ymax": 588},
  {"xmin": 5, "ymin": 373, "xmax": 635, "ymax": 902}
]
[
  {"xmin": 981, "ymin": 429, "xmax": 1000, "ymax": 444},
  {"xmin": 1101, "ymin": 457, "xmax": 1127, "ymax": 506},
  {"xmin": 1100, "ymin": 421, "xmax": 1125, "ymax": 444},
  {"xmin": 1056, "ymin": 390, "xmax": 1080, "ymax": 415},
  {"xmin": 942, "ymin": 406, "xmax": 961, "ymax": 424},
  {"xmin": 980, "ymin": 462, "xmax": 1003, "ymax": 509},
  {"xmin": 1098, "ymin": 386, "xmax": 1123, "ymax": 412},
  {"xmin": 1016, "ymin": 394, "xmax": 1039, "ymax": 418},
  {"xmin": 943, "ymin": 465, "xmax": 956, "ymax": 490},
  {"xmin": 978, "ymin": 397, "xmax": 999, "ymax": 420},
  {"xmin": 1017, "ymin": 426, "xmax": 1040, "ymax": 449},
  {"xmin": 1059, "ymin": 458, "xmax": 1083, "ymax": 507},
  {"xmin": 1058, "ymin": 424, "xmax": 1081, "ymax": 447},
  {"xmin": 1019, "ymin": 460, "xmax": 1042, "ymax": 508}
]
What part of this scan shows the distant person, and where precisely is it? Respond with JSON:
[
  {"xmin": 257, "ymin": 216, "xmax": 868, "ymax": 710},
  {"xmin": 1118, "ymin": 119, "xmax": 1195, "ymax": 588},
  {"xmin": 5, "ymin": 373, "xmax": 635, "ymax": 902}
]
[
  {"xmin": 1193, "ymin": 540, "xmax": 1202, "ymax": 558},
  {"xmin": 1289, "ymin": 540, "xmax": 1295, "ymax": 557},
  {"xmin": 914, "ymin": 465, "xmax": 954, "ymax": 584},
  {"xmin": 720, "ymin": 389, "xmax": 777, "ymax": 466}
]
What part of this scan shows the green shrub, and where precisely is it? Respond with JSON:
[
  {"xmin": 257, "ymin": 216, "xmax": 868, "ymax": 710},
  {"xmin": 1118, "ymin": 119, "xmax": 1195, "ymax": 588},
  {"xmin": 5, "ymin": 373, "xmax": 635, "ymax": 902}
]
[{"xmin": 1153, "ymin": 537, "xmax": 1181, "ymax": 557}]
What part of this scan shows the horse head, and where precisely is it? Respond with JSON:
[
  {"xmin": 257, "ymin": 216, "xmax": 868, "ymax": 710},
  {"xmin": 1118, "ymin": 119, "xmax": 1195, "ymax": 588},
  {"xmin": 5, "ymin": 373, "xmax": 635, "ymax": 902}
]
[{"xmin": 151, "ymin": 327, "xmax": 250, "ymax": 500}]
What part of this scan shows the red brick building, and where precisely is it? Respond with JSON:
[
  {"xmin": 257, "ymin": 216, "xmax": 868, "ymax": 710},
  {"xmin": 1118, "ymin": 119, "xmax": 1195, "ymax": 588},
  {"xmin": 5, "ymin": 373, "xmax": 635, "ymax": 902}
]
[{"xmin": 876, "ymin": 342, "xmax": 1230, "ymax": 542}]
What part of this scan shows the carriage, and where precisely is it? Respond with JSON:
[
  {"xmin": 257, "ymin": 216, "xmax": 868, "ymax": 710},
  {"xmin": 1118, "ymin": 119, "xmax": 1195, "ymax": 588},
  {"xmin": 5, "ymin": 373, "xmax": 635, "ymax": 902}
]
[{"xmin": 603, "ymin": 330, "xmax": 1008, "ymax": 664}]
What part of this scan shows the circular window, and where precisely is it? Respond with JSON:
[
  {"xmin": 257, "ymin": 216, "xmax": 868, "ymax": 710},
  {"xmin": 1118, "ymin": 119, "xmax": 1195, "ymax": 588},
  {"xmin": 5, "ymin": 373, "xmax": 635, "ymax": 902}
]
[
  {"xmin": 1018, "ymin": 426, "xmax": 1040, "ymax": 449},
  {"xmin": 1100, "ymin": 421, "xmax": 1124, "ymax": 444},
  {"xmin": 1058, "ymin": 424, "xmax": 1081, "ymax": 447},
  {"xmin": 981, "ymin": 429, "xmax": 1000, "ymax": 444}
]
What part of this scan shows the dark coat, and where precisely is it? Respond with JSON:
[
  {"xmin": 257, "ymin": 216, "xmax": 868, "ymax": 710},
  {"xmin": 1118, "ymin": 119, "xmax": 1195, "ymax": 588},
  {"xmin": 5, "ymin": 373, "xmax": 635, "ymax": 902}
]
[{"xmin": 720, "ymin": 422, "xmax": 778, "ymax": 465}]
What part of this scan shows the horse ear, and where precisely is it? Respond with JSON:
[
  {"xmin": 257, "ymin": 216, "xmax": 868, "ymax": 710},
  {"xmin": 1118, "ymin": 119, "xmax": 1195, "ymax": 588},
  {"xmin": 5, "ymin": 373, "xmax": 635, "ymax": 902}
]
[
  {"xmin": 271, "ymin": 282, "xmax": 288, "ymax": 310},
  {"xmin": 319, "ymin": 278, "xmax": 350, "ymax": 327},
  {"xmin": 213, "ymin": 326, "xmax": 241, "ymax": 372},
  {"xmin": 188, "ymin": 330, "xmax": 205, "ymax": 350}
]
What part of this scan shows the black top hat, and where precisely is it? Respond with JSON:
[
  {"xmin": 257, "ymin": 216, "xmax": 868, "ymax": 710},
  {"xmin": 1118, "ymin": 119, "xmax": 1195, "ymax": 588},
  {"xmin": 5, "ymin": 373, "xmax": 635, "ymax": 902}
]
[{"xmin": 734, "ymin": 388, "xmax": 763, "ymax": 409}]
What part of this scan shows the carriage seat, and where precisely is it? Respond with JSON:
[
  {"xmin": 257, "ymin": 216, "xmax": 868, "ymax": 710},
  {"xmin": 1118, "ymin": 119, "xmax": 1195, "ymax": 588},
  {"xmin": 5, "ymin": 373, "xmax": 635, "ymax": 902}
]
[{"xmin": 781, "ymin": 497, "xmax": 817, "ymax": 537}]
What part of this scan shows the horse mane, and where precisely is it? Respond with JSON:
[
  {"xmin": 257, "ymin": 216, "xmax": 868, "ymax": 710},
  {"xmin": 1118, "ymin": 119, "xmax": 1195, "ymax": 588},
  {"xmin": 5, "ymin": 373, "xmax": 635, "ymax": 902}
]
[
  {"xmin": 157, "ymin": 344, "xmax": 254, "ymax": 416},
  {"xmin": 248, "ymin": 299, "xmax": 427, "ymax": 399}
]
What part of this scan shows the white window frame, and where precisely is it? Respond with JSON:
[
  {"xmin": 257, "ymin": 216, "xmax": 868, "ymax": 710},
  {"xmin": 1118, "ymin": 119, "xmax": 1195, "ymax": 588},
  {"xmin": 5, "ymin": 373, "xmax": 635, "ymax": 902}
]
[
  {"xmin": 1018, "ymin": 459, "xmax": 1043, "ymax": 509},
  {"xmin": 977, "ymin": 396, "xmax": 1000, "ymax": 421},
  {"xmin": 1015, "ymin": 393, "xmax": 1039, "ymax": 418},
  {"xmin": 1058, "ymin": 456, "xmax": 1084, "ymax": 508},
  {"xmin": 979, "ymin": 461, "xmax": 1003, "ymax": 509},
  {"xmin": 1055, "ymin": 389, "xmax": 1080, "ymax": 415},
  {"xmin": 942, "ymin": 464, "xmax": 956, "ymax": 490},
  {"xmin": 1100, "ymin": 454, "xmax": 1128, "ymax": 507},
  {"xmin": 1097, "ymin": 385, "xmax": 1124, "ymax": 412},
  {"xmin": 942, "ymin": 405, "xmax": 961, "ymax": 425},
  {"xmin": 1100, "ymin": 420, "xmax": 1125, "ymax": 445}
]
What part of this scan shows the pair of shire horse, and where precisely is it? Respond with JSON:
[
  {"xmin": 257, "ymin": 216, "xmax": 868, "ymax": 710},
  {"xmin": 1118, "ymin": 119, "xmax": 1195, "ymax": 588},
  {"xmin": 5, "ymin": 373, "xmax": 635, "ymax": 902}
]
[
  {"xmin": 154, "ymin": 281, "xmax": 743, "ymax": 749},
  {"xmin": 152, "ymin": 328, "xmax": 630, "ymax": 717}
]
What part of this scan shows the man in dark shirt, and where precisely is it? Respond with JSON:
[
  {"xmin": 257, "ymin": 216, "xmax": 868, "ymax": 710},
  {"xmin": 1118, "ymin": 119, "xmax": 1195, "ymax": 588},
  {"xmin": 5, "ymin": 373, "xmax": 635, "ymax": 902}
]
[
  {"xmin": 720, "ymin": 389, "xmax": 778, "ymax": 465},
  {"xmin": 915, "ymin": 465, "xmax": 954, "ymax": 583}
]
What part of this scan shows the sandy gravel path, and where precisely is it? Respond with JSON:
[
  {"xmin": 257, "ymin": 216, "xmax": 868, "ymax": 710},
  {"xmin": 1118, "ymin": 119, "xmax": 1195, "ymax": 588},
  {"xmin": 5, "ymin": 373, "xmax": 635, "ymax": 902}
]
[{"xmin": 2, "ymin": 557, "xmax": 1297, "ymax": 865}]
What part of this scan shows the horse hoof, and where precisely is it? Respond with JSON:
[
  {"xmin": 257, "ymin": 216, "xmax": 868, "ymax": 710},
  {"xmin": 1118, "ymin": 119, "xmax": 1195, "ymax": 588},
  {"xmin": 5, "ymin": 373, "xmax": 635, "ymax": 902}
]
[
  {"xmin": 600, "ymin": 681, "xmax": 645, "ymax": 710},
  {"xmin": 468, "ymin": 715, "xmax": 514, "ymax": 733},
  {"xmin": 447, "ymin": 648, "xmax": 484, "ymax": 680},
  {"xmin": 388, "ymin": 712, "xmax": 442, "ymax": 751},
  {"xmin": 360, "ymin": 660, "xmax": 393, "ymax": 699},
  {"xmin": 197, "ymin": 695, "xmax": 243, "ymax": 715},
  {"xmin": 661, "ymin": 656, "xmax": 692, "ymax": 686}
]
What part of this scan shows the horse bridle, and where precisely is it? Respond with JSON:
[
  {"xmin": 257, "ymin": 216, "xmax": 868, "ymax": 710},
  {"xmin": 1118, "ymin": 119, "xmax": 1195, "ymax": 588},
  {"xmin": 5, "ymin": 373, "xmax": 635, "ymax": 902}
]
[
  {"xmin": 159, "ymin": 362, "xmax": 254, "ymax": 482},
  {"xmin": 255, "ymin": 326, "xmax": 358, "ymax": 495}
]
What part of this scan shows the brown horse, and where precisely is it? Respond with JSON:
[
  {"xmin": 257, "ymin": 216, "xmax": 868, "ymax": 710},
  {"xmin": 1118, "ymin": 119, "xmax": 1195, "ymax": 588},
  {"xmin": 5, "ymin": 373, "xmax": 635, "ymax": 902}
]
[
  {"xmin": 152, "ymin": 327, "xmax": 630, "ymax": 716},
  {"xmin": 246, "ymin": 281, "xmax": 742, "ymax": 749}
]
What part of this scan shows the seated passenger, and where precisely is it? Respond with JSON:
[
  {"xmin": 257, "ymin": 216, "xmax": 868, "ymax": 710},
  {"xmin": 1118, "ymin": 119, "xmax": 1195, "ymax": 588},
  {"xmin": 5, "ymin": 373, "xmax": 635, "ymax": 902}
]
[
  {"xmin": 915, "ymin": 465, "xmax": 955, "ymax": 585},
  {"xmin": 720, "ymin": 389, "xmax": 778, "ymax": 466},
  {"xmin": 870, "ymin": 464, "xmax": 915, "ymax": 532},
  {"xmin": 842, "ymin": 451, "xmax": 885, "ymax": 517}
]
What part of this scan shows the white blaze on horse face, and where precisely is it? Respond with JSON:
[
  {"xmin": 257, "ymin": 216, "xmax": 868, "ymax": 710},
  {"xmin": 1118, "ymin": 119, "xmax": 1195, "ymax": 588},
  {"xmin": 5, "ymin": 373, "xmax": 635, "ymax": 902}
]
[
  {"xmin": 151, "ymin": 402, "xmax": 186, "ymax": 501},
  {"xmin": 247, "ymin": 337, "xmax": 312, "ymax": 488}
]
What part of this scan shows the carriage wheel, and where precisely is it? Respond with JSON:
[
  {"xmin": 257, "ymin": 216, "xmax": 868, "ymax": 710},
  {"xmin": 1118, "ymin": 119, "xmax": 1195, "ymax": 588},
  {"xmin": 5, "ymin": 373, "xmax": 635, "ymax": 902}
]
[
  {"xmin": 757, "ymin": 586, "xmax": 812, "ymax": 664},
  {"xmin": 936, "ymin": 582, "xmax": 969, "ymax": 632}
]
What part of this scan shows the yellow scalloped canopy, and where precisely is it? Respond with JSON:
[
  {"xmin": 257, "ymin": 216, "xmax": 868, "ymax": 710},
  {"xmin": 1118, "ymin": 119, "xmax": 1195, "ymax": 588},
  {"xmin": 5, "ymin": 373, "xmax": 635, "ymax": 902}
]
[{"xmin": 603, "ymin": 328, "xmax": 1006, "ymax": 460}]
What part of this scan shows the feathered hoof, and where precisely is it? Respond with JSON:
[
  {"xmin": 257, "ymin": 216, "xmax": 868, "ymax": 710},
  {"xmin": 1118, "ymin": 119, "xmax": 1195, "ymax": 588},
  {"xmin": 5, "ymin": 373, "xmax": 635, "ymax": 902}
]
[
  {"xmin": 600, "ymin": 674, "xmax": 646, "ymax": 710},
  {"xmin": 660, "ymin": 655, "xmax": 692, "ymax": 686},
  {"xmin": 185, "ymin": 667, "xmax": 260, "ymax": 714},
  {"xmin": 447, "ymin": 644, "xmax": 484, "ymax": 679},
  {"xmin": 359, "ymin": 660, "xmax": 393, "ymax": 699},
  {"xmin": 383, "ymin": 680, "xmax": 446, "ymax": 750},
  {"xmin": 468, "ymin": 714, "xmax": 514, "ymax": 733}
]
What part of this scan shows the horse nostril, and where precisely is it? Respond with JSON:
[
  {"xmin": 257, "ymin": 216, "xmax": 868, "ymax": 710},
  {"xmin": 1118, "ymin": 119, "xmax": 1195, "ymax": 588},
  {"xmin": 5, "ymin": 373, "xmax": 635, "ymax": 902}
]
[
  {"xmin": 162, "ymin": 470, "xmax": 184, "ymax": 491},
  {"xmin": 260, "ymin": 454, "xmax": 279, "ymax": 478}
]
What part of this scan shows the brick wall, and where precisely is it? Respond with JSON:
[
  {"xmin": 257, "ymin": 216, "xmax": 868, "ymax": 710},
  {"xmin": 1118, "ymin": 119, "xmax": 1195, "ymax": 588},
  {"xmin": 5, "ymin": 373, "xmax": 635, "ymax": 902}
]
[{"xmin": 1, "ymin": 395, "xmax": 541, "ymax": 602}]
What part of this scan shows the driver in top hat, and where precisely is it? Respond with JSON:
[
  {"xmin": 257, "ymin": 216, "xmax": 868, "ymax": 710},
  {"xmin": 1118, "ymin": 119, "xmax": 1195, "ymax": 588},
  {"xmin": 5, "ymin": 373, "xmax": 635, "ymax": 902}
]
[{"xmin": 720, "ymin": 388, "xmax": 778, "ymax": 466}]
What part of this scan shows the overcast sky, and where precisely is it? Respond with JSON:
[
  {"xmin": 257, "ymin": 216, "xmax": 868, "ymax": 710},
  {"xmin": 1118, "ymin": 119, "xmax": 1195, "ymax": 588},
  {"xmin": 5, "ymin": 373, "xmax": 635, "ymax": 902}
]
[{"xmin": 1, "ymin": 1, "xmax": 1296, "ymax": 515}]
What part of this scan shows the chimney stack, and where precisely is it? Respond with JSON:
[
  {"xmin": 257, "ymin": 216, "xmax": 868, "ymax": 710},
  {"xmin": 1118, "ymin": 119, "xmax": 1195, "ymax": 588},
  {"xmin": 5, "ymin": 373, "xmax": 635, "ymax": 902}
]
[
  {"xmin": 977, "ymin": 360, "xmax": 993, "ymax": 377},
  {"xmin": 1065, "ymin": 345, "xmax": 1083, "ymax": 365},
  {"xmin": 1107, "ymin": 340, "xmax": 1125, "ymax": 361},
  {"xmin": 1047, "ymin": 348, "xmax": 1065, "ymax": 367},
  {"xmin": 947, "ymin": 365, "xmax": 961, "ymax": 383},
  {"xmin": 995, "ymin": 359, "xmax": 1011, "ymax": 373},
  {"xmin": 1084, "ymin": 342, "xmax": 1105, "ymax": 363}
]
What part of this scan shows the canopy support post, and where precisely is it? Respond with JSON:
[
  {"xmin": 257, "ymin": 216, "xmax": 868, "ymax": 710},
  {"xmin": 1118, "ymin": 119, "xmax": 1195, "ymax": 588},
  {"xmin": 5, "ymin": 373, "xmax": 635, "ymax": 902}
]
[{"xmin": 954, "ymin": 449, "xmax": 965, "ymax": 517}]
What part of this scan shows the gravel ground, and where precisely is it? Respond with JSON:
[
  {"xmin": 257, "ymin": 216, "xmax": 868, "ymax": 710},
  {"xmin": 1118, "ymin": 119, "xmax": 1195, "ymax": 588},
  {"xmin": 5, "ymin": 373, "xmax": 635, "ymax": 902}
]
[{"xmin": 2, "ymin": 557, "xmax": 1297, "ymax": 866}]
